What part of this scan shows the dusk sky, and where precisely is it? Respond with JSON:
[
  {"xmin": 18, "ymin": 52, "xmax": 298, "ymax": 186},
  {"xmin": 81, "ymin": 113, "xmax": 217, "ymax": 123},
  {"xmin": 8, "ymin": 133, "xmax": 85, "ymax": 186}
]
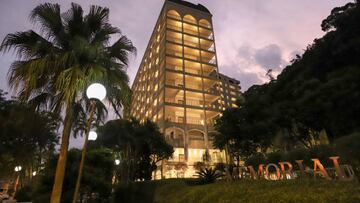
[{"xmin": 0, "ymin": 0, "xmax": 351, "ymax": 147}]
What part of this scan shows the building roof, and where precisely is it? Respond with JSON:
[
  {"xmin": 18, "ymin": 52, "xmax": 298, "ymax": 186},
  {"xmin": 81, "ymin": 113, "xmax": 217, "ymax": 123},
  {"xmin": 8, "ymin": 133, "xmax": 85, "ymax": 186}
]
[
  {"xmin": 167, "ymin": 0, "xmax": 211, "ymax": 14},
  {"xmin": 218, "ymin": 73, "xmax": 241, "ymax": 85}
]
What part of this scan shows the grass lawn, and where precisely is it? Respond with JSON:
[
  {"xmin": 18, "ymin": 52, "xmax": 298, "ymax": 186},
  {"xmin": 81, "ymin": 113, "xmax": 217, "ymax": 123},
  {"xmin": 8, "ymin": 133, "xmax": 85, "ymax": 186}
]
[{"xmin": 113, "ymin": 179, "xmax": 360, "ymax": 203}]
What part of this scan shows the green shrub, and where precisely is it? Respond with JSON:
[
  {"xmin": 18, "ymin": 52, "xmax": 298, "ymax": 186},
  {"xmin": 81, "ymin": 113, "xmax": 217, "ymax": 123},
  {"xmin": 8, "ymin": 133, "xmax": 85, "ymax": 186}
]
[
  {"xmin": 245, "ymin": 153, "xmax": 267, "ymax": 167},
  {"xmin": 196, "ymin": 168, "xmax": 223, "ymax": 184},
  {"xmin": 15, "ymin": 185, "xmax": 32, "ymax": 202},
  {"xmin": 334, "ymin": 132, "xmax": 360, "ymax": 177},
  {"xmin": 267, "ymin": 151, "xmax": 283, "ymax": 163},
  {"xmin": 193, "ymin": 162, "xmax": 206, "ymax": 171},
  {"xmin": 214, "ymin": 162, "xmax": 226, "ymax": 173}
]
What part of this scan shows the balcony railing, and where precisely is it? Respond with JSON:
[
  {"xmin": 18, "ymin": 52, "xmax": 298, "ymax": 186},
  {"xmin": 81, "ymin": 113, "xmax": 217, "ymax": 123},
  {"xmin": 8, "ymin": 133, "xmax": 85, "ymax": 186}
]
[
  {"xmin": 187, "ymin": 117, "xmax": 204, "ymax": 125},
  {"xmin": 184, "ymin": 40, "xmax": 199, "ymax": 48},
  {"xmin": 185, "ymin": 82, "xmax": 202, "ymax": 90},
  {"xmin": 166, "ymin": 64, "xmax": 183, "ymax": 72},
  {"xmin": 186, "ymin": 99, "xmax": 203, "ymax": 107},
  {"xmin": 184, "ymin": 54, "xmax": 200, "ymax": 61},
  {"xmin": 167, "ymin": 24, "xmax": 181, "ymax": 32},
  {"xmin": 166, "ymin": 80, "xmax": 184, "ymax": 88},
  {"xmin": 202, "ymin": 57, "xmax": 216, "ymax": 65},
  {"xmin": 207, "ymin": 119, "xmax": 216, "ymax": 127},
  {"xmin": 167, "ymin": 37, "xmax": 182, "ymax": 44},
  {"xmin": 185, "ymin": 68, "xmax": 201, "ymax": 75},
  {"xmin": 166, "ymin": 50, "xmax": 182, "ymax": 57},
  {"xmin": 183, "ymin": 28, "xmax": 198, "ymax": 36},
  {"xmin": 200, "ymin": 44, "xmax": 215, "ymax": 52},
  {"xmin": 200, "ymin": 33, "xmax": 213, "ymax": 40},
  {"xmin": 166, "ymin": 116, "xmax": 184, "ymax": 124},
  {"xmin": 204, "ymin": 88, "xmax": 220, "ymax": 95},
  {"xmin": 165, "ymin": 98, "xmax": 184, "ymax": 105}
]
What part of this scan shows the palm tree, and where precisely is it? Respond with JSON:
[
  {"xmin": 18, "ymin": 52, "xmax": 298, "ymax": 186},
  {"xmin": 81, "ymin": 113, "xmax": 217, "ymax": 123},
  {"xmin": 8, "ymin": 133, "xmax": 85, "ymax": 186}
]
[{"xmin": 0, "ymin": 3, "xmax": 136, "ymax": 202}]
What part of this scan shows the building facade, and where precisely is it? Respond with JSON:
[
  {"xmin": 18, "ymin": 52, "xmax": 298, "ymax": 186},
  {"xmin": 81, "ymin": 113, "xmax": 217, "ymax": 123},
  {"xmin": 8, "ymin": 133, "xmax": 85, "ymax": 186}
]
[{"xmin": 130, "ymin": 0, "xmax": 241, "ymax": 178}]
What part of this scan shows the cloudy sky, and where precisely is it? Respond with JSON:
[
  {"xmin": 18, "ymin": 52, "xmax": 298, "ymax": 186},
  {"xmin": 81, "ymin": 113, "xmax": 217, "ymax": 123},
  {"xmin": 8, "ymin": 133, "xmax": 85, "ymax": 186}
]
[{"xmin": 0, "ymin": 0, "xmax": 351, "ymax": 147}]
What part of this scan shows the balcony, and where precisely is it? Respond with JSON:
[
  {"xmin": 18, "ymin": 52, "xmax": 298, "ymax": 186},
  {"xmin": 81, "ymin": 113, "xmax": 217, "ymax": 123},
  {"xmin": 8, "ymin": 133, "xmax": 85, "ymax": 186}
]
[
  {"xmin": 166, "ymin": 43, "xmax": 182, "ymax": 58},
  {"xmin": 166, "ymin": 56, "xmax": 183, "ymax": 72},
  {"xmin": 166, "ymin": 71, "xmax": 184, "ymax": 88},
  {"xmin": 199, "ymin": 27, "xmax": 213, "ymax": 40},
  {"xmin": 201, "ymin": 51, "xmax": 216, "ymax": 65},
  {"xmin": 166, "ymin": 115, "xmax": 184, "ymax": 124},
  {"xmin": 165, "ymin": 88, "xmax": 184, "ymax": 105},
  {"xmin": 186, "ymin": 108, "xmax": 205, "ymax": 126},
  {"xmin": 166, "ymin": 79, "xmax": 183, "ymax": 88},
  {"xmin": 183, "ymin": 23, "xmax": 198, "ymax": 36},
  {"xmin": 186, "ymin": 99, "xmax": 203, "ymax": 107},
  {"xmin": 185, "ymin": 68, "xmax": 201, "ymax": 75},
  {"xmin": 167, "ymin": 64, "xmax": 183, "ymax": 72},
  {"xmin": 183, "ymin": 34, "xmax": 199, "ymax": 48},
  {"xmin": 187, "ymin": 116, "xmax": 204, "ymax": 125},
  {"xmin": 167, "ymin": 10, "xmax": 181, "ymax": 20},
  {"xmin": 165, "ymin": 98, "xmax": 184, "ymax": 105},
  {"xmin": 167, "ymin": 19, "xmax": 182, "ymax": 32},
  {"xmin": 165, "ymin": 106, "xmax": 185, "ymax": 124},
  {"xmin": 202, "ymin": 64, "xmax": 217, "ymax": 78},
  {"xmin": 199, "ymin": 19, "xmax": 212, "ymax": 29},
  {"xmin": 184, "ymin": 47, "xmax": 200, "ymax": 61},
  {"xmin": 200, "ymin": 39, "xmax": 215, "ymax": 52},
  {"xmin": 166, "ymin": 50, "xmax": 182, "ymax": 57}
]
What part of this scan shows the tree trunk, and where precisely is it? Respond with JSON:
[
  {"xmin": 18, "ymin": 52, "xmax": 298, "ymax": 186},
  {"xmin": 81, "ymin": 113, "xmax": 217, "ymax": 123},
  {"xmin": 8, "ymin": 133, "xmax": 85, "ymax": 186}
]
[{"xmin": 50, "ymin": 104, "xmax": 73, "ymax": 203}]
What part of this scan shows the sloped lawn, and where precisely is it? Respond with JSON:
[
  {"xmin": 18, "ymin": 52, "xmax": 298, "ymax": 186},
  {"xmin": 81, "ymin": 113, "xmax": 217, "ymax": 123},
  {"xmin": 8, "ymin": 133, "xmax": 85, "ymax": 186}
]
[{"xmin": 113, "ymin": 179, "xmax": 360, "ymax": 203}]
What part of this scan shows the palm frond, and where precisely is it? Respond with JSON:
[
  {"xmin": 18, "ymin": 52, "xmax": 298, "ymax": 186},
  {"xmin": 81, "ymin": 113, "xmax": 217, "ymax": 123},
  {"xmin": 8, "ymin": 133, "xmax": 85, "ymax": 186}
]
[
  {"xmin": 29, "ymin": 3, "xmax": 65, "ymax": 46},
  {"xmin": 107, "ymin": 35, "xmax": 136, "ymax": 66},
  {"xmin": 0, "ymin": 30, "xmax": 58, "ymax": 59}
]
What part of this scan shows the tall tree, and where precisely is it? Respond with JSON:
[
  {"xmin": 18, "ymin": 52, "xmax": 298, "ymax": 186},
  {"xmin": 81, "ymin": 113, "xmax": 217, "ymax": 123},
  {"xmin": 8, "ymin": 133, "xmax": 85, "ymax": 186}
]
[
  {"xmin": 0, "ymin": 3, "xmax": 136, "ymax": 202},
  {"xmin": 0, "ymin": 90, "xmax": 59, "ymax": 181},
  {"xmin": 97, "ymin": 119, "xmax": 173, "ymax": 181}
]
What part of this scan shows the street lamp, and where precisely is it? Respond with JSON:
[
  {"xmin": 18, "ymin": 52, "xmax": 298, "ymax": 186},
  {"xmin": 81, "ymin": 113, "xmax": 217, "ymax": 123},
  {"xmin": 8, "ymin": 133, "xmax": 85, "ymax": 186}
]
[
  {"xmin": 88, "ymin": 131, "xmax": 97, "ymax": 141},
  {"xmin": 73, "ymin": 83, "xmax": 106, "ymax": 203},
  {"xmin": 115, "ymin": 159, "xmax": 120, "ymax": 165},
  {"xmin": 13, "ymin": 165, "xmax": 22, "ymax": 198},
  {"xmin": 14, "ymin": 166, "xmax": 22, "ymax": 172}
]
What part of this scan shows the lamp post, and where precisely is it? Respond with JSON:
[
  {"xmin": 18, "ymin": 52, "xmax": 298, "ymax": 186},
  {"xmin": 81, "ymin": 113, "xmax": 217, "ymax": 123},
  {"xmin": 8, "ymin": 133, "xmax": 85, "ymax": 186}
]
[
  {"xmin": 113, "ymin": 159, "xmax": 120, "ymax": 184},
  {"xmin": 13, "ymin": 165, "xmax": 22, "ymax": 199},
  {"xmin": 73, "ymin": 83, "xmax": 106, "ymax": 203}
]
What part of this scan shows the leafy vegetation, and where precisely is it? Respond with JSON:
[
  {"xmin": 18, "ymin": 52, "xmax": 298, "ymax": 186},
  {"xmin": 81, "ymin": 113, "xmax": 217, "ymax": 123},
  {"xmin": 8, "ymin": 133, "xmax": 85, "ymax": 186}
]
[
  {"xmin": 195, "ymin": 168, "xmax": 223, "ymax": 184},
  {"xmin": 0, "ymin": 2, "xmax": 136, "ymax": 201},
  {"xmin": 18, "ymin": 148, "xmax": 114, "ymax": 203},
  {"xmin": 97, "ymin": 119, "xmax": 174, "ymax": 182},
  {"xmin": 0, "ymin": 90, "xmax": 59, "ymax": 181},
  {"xmin": 214, "ymin": 1, "xmax": 360, "ymax": 166}
]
